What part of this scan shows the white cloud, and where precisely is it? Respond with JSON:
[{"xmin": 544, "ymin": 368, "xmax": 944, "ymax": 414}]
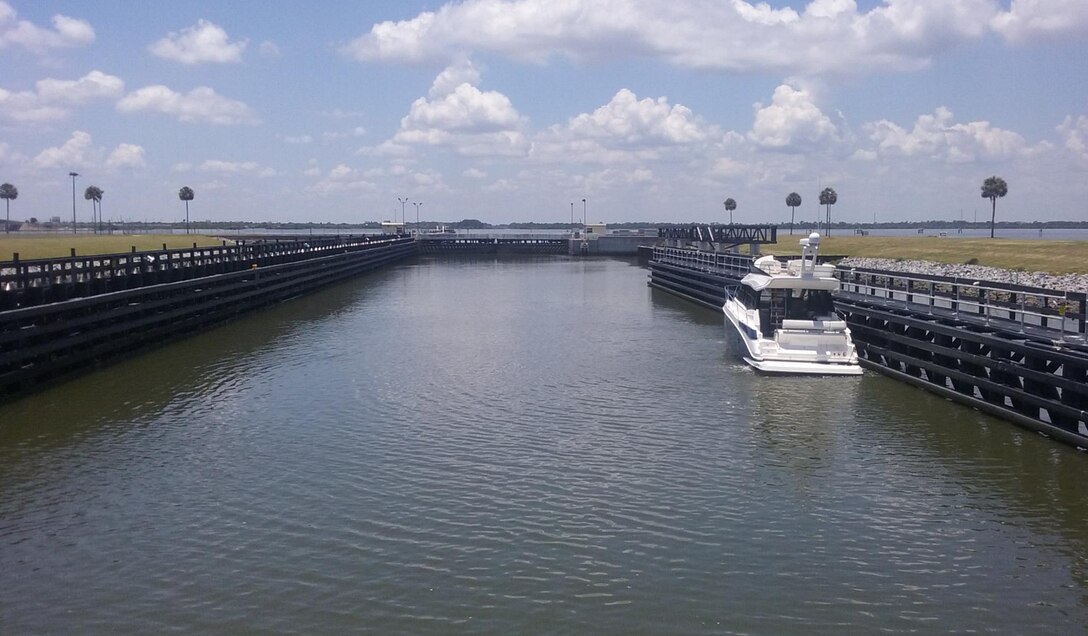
[
  {"xmin": 0, "ymin": 141, "xmax": 26, "ymax": 164},
  {"xmin": 0, "ymin": 87, "xmax": 67, "ymax": 123},
  {"xmin": 200, "ymin": 159, "xmax": 275, "ymax": 176},
  {"xmin": 992, "ymin": 0, "xmax": 1088, "ymax": 43},
  {"xmin": 309, "ymin": 164, "xmax": 377, "ymax": 194},
  {"xmin": 0, "ymin": 1, "xmax": 94, "ymax": 54},
  {"xmin": 33, "ymin": 130, "xmax": 94, "ymax": 168},
  {"xmin": 117, "ymin": 85, "xmax": 258, "ymax": 125},
  {"xmin": 282, "ymin": 134, "xmax": 313, "ymax": 144},
  {"xmin": 463, "ymin": 167, "xmax": 487, "ymax": 178},
  {"xmin": 567, "ymin": 89, "xmax": 708, "ymax": 145},
  {"xmin": 709, "ymin": 157, "xmax": 747, "ymax": 178},
  {"xmin": 322, "ymin": 127, "xmax": 367, "ymax": 142},
  {"xmin": 483, "ymin": 178, "xmax": 518, "ymax": 193},
  {"xmin": 389, "ymin": 62, "xmax": 529, "ymax": 156},
  {"xmin": 106, "ymin": 143, "xmax": 146, "ymax": 169},
  {"xmin": 341, "ymin": 0, "xmax": 996, "ymax": 75},
  {"xmin": 36, "ymin": 70, "xmax": 124, "ymax": 104},
  {"xmin": 429, "ymin": 58, "xmax": 482, "ymax": 98},
  {"xmin": 866, "ymin": 107, "xmax": 1028, "ymax": 163},
  {"xmin": 582, "ymin": 166, "xmax": 655, "ymax": 193},
  {"xmin": 411, "ymin": 170, "xmax": 448, "ymax": 188},
  {"xmin": 403, "ymin": 84, "xmax": 522, "ymax": 133},
  {"xmin": 0, "ymin": 70, "xmax": 123, "ymax": 123},
  {"xmin": 149, "ymin": 19, "xmax": 247, "ymax": 64},
  {"xmin": 1058, "ymin": 115, "xmax": 1088, "ymax": 160},
  {"xmin": 748, "ymin": 84, "xmax": 841, "ymax": 150},
  {"xmin": 532, "ymin": 89, "xmax": 718, "ymax": 164},
  {"xmin": 201, "ymin": 159, "xmax": 258, "ymax": 173}
]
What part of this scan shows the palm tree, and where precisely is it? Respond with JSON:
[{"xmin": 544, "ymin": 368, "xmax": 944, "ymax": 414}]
[
  {"xmin": 980, "ymin": 176, "xmax": 1008, "ymax": 239},
  {"xmin": 785, "ymin": 192, "xmax": 801, "ymax": 235},
  {"xmin": 819, "ymin": 187, "xmax": 838, "ymax": 236},
  {"xmin": 723, "ymin": 198, "xmax": 737, "ymax": 224},
  {"xmin": 178, "ymin": 186, "xmax": 195, "ymax": 234},
  {"xmin": 0, "ymin": 182, "xmax": 17, "ymax": 234},
  {"xmin": 84, "ymin": 185, "xmax": 103, "ymax": 234}
]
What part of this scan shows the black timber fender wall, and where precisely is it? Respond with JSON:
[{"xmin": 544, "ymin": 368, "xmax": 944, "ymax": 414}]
[
  {"xmin": 646, "ymin": 245, "xmax": 754, "ymax": 310},
  {"xmin": 835, "ymin": 266, "xmax": 1088, "ymax": 448},
  {"xmin": 0, "ymin": 237, "xmax": 417, "ymax": 402},
  {"xmin": 644, "ymin": 246, "xmax": 1088, "ymax": 449},
  {"xmin": 417, "ymin": 236, "xmax": 567, "ymax": 254}
]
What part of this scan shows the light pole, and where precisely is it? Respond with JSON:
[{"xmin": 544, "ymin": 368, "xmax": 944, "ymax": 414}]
[
  {"xmin": 68, "ymin": 172, "xmax": 79, "ymax": 234},
  {"xmin": 582, "ymin": 198, "xmax": 587, "ymax": 227},
  {"xmin": 413, "ymin": 201, "xmax": 422, "ymax": 233},
  {"xmin": 570, "ymin": 202, "xmax": 574, "ymax": 235},
  {"xmin": 398, "ymin": 196, "xmax": 408, "ymax": 229}
]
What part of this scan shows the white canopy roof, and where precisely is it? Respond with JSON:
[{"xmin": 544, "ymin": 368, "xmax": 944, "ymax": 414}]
[{"xmin": 740, "ymin": 272, "xmax": 839, "ymax": 292}]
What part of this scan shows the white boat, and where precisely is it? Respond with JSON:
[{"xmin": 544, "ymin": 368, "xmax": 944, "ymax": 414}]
[{"xmin": 723, "ymin": 232, "xmax": 862, "ymax": 375}]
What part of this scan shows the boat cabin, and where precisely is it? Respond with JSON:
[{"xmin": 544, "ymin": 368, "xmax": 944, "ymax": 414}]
[{"xmin": 733, "ymin": 284, "xmax": 838, "ymax": 338}]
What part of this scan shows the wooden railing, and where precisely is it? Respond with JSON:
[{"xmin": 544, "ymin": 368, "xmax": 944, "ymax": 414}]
[{"xmin": 1, "ymin": 235, "xmax": 414, "ymax": 309}]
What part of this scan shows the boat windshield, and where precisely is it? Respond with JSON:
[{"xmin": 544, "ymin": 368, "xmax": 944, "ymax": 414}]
[{"xmin": 785, "ymin": 289, "xmax": 836, "ymax": 320}]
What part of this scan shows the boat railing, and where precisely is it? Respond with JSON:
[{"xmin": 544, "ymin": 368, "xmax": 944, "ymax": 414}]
[
  {"xmin": 651, "ymin": 246, "xmax": 753, "ymax": 278},
  {"xmin": 835, "ymin": 265, "xmax": 1087, "ymax": 342}
]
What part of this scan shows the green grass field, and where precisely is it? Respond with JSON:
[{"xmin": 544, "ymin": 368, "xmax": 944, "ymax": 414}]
[
  {"xmin": 0, "ymin": 234, "xmax": 227, "ymax": 261},
  {"xmin": 765, "ymin": 235, "xmax": 1088, "ymax": 275}
]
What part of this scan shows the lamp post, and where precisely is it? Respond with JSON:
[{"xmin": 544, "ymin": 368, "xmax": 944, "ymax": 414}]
[
  {"xmin": 397, "ymin": 196, "xmax": 408, "ymax": 229},
  {"xmin": 570, "ymin": 202, "xmax": 574, "ymax": 235},
  {"xmin": 413, "ymin": 201, "xmax": 422, "ymax": 233},
  {"xmin": 68, "ymin": 172, "xmax": 79, "ymax": 234},
  {"xmin": 582, "ymin": 198, "xmax": 587, "ymax": 227}
]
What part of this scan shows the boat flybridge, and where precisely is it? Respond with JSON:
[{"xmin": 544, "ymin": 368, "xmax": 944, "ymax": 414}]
[{"xmin": 723, "ymin": 232, "xmax": 862, "ymax": 375}]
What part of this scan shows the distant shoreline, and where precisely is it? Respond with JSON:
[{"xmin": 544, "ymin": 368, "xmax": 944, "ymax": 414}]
[{"xmin": 5, "ymin": 220, "xmax": 1088, "ymax": 232}]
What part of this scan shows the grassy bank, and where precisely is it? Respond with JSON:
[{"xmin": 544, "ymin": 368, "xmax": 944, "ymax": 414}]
[
  {"xmin": 0, "ymin": 234, "xmax": 226, "ymax": 261},
  {"xmin": 765, "ymin": 235, "xmax": 1088, "ymax": 275}
]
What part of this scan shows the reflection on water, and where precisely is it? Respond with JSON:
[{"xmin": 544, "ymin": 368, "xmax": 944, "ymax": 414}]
[{"xmin": 2, "ymin": 257, "xmax": 1088, "ymax": 634}]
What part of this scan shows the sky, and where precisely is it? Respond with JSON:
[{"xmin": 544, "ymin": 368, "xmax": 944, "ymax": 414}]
[{"xmin": 0, "ymin": 0, "xmax": 1086, "ymax": 226}]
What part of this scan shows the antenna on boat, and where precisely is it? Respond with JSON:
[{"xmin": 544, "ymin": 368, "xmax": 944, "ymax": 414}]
[{"xmin": 798, "ymin": 232, "xmax": 820, "ymax": 276}]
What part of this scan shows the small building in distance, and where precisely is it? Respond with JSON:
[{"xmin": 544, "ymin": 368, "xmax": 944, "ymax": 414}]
[
  {"xmin": 381, "ymin": 221, "xmax": 406, "ymax": 235},
  {"xmin": 585, "ymin": 222, "xmax": 607, "ymax": 239}
]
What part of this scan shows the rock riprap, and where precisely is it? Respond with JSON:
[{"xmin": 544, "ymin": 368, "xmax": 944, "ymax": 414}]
[{"xmin": 838, "ymin": 257, "xmax": 1088, "ymax": 295}]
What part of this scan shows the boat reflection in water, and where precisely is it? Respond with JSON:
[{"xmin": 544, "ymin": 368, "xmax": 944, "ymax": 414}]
[{"xmin": 723, "ymin": 232, "xmax": 861, "ymax": 375}]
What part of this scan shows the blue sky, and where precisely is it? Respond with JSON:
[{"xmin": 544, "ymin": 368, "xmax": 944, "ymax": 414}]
[{"xmin": 1, "ymin": 0, "xmax": 1086, "ymax": 226}]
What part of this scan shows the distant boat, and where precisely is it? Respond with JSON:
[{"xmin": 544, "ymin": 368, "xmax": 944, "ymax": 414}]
[
  {"xmin": 420, "ymin": 226, "xmax": 456, "ymax": 235},
  {"xmin": 723, "ymin": 233, "xmax": 862, "ymax": 375}
]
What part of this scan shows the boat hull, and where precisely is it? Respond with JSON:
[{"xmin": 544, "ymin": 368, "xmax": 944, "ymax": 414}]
[
  {"xmin": 742, "ymin": 356, "xmax": 863, "ymax": 376},
  {"xmin": 723, "ymin": 299, "xmax": 862, "ymax": 376}
]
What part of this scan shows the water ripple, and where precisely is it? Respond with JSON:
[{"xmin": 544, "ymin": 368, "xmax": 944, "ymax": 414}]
[{"xmin": 2, "ymin": 260, "xmax": 1088, "ymax": 634}]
